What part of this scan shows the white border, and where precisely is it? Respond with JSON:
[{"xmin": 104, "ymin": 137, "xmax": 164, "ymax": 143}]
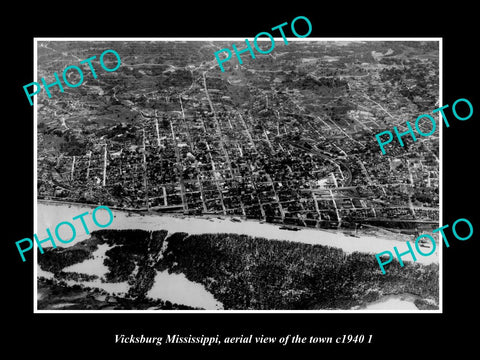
[{"xmin": 33, "ymin": 37, "xmax": 443, "ymax": 314}]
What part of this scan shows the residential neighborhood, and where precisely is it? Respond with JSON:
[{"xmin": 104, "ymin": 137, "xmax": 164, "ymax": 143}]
[{"xmin": 37, "ymin": 40, "xmax": 439, "ymax": 236}]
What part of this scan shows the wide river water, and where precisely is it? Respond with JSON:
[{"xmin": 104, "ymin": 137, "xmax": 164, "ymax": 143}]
[
  {"xmin": 35, "ymin": 201, "xmax": 438, "ymax": 311},
  {"xmin": 36, "ymin": 201, "xmax": 439, "ymax": 264}
]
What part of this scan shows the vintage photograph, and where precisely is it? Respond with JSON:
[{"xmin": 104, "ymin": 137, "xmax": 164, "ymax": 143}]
[{"xmin": 35, "ymin": 39, "xmax": 440, "ymax": 311}]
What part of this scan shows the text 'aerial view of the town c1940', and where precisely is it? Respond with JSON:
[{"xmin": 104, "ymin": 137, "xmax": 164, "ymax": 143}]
[{"xmin": 35, "ymin": 39, "xmax": 440, "ymax": 312}]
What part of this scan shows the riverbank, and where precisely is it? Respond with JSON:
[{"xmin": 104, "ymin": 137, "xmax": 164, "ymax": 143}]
[{"xmin": 37, "ymin": 201, "xmax": 438, "ymax": 265}]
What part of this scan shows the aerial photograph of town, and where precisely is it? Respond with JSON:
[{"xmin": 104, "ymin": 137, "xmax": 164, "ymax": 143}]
[{"xmin": 35, "ymin": 39, "xmax": 440, "ymax": 311}]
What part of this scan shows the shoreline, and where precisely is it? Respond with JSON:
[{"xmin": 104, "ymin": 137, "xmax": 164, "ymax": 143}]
[{"xmin": 36, "ymin": 200, "xmax": 439, "ymax": 265}]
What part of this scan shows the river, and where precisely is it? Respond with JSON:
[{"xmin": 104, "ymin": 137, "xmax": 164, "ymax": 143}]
[
  {"xmin": 36, "ymin": 201, "xmax": 439, "ymax": 265},
  {"xmin": 36, "ymin": 201, "xmax": 438, "ymax": 311}
]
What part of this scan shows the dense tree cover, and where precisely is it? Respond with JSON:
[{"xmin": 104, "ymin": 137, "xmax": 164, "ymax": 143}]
[
  {"xmin": 39, "ymin": 242, "xmax": 99, "ymax": 273},
  {"xmin": 158, "ymin": 232, "xmax": 438, "ymax": 310},
  {"xmin": 99, "ymin": 229, "xmax": 167, "ymax": 283},
  {"xmin": 39, "ymin": 229, "xmax": 438, "ymax": 310}
]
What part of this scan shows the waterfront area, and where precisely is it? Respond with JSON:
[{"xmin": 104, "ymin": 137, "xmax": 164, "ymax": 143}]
[
  {"xmin": 36, "ymin": 202, "xmax": 439, "ymax": 311},
  {"xmin": 36, "ymin": 40, "xmax": 440, "ymax": 311},
  {"xmin": 37, "ymin": 40, "xmax": 439, "ymax": 234}
]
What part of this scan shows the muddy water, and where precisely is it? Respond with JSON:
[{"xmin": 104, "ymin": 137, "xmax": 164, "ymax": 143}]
[{"xmin": 37, "ymin": 201, "xmax": 438, "ymax": 265}]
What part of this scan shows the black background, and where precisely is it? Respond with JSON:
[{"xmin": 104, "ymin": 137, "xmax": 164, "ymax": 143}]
[{"xmin": 4, "ymin": 4, "xmax": 478, "ymax": 356}]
